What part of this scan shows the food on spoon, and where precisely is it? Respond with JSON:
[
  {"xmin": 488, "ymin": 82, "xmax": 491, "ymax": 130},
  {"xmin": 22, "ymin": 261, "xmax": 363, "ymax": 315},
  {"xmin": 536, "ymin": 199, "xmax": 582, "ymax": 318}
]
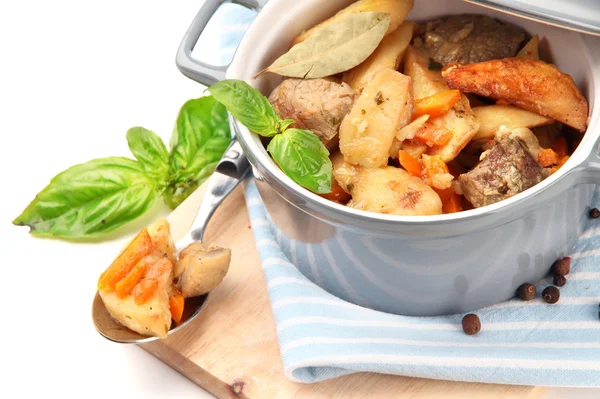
[
  {"xmin": 268, "ymin": 78, "xmax": 356, "ymax": 149},
  {"xmin": 458, "ymin": 127, "xmax": 547, "ymax": 208},
  {"xmin": 343, "ymin": 21, "xmax": 414, "ymax": 93},
  {"xmin": 98, "ymin": 219, "xmax": 231, "ymax": 338},
  {"xmin": 414, "ymin": 14, "xmax": 527, "ymax": 65},
  {"xmin": 339, "ymin": 68, "xmax": 413, "ymax": 167},
  {"xmin": 516, "ymin": 34, "xmax": 540, "ymax": 60},
  {"xmin": 404, "ymin": 46, "xmax": 479, "ymax": 161},
  {"xmin": 292, "ymin": 0, "xmax": 414, "ymax": 46},
  {"xmin": 443, "ymin": 58, "xmax": 589, "ymax": 132},
  {"xmin": 472, "ymin": 105, "xmax": 553, "ymax": 141},
  {"xmin": 175, "ymin": 242, "xmax": 231, "ymax": 298}
]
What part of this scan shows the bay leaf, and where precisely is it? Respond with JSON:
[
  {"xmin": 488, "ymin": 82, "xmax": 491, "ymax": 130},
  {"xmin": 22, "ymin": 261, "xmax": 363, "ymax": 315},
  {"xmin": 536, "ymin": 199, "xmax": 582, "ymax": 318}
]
[{"xmin": 258, "ymin": 12, "xmax": 391, "ymax": 79}]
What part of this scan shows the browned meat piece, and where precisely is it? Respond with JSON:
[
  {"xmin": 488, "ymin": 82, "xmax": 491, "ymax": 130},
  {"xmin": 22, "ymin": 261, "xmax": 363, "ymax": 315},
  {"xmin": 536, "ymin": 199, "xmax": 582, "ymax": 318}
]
[
  {"xmin": 459, "ymin": 133, "xmax": 546, "ymax": 208},
  {"xmin": 415, "ymin": 14, "xmax": 526, "ymax": 66},
  {"xmin": 269, "ymin": 78, "xmax": 357, "ymax": 149}
]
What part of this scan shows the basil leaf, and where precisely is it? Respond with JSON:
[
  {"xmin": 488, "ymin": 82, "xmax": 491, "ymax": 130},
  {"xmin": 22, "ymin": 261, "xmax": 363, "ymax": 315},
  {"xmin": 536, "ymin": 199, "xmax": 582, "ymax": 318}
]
[
  {"xmin": 13, "ymin": 157, "xmax": 157, "ymax": 238},
  {"xmin": 208, "ymin": 79, "xmax": 281, "ymax": 137},
  {"xmin": 279, "ymin": 118, "xmax": 296, "ymax": 132},
  {"xmin": 166, "ymin": 96, "xmax": 231, "ymax": 209},
  {"xmin": 267, "ymin": 128, "xmax": 332, "ymax": 194},
  {"xmin": 126, "ymin": 127, "xmax": 169, "ymax": 184}
]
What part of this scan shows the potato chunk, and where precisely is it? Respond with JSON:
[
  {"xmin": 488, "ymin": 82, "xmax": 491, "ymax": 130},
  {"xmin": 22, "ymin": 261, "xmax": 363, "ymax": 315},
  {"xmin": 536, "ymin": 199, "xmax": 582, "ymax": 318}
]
[
  {"xmin": 292, "ymin": 0, "xmax": 414, "ymax": 46},
  {"xmin": 332, "ymin": 155, "xmax": 442, "ymax": 216},
  {"xmin": 147, "ymin": 218, "xmax": 177, "ymax": 265},
  {"xmin": 516, "ymin": 35, "xmax": 540, "ymax": 60},
  {"xmin": 472, "ymin": 105, "xmax": 553, "ymax": 141},
  {"xmin": 339, "ymin": 69, "xmax": 413, "ymax": 167},
  {"xmin": 176, "ymin": 242, "xmax": 231, "ymax": 298},
  {"xmin": 443, "ymin": 58, "xmax": 588, "ymax": 131},
  {"xmin": 343, "ymin": 21, "xmax": 414, "ymax": 93},
  {"xmin": 403, "ymin": 46, "xmax": 479, "ymax": 162}
]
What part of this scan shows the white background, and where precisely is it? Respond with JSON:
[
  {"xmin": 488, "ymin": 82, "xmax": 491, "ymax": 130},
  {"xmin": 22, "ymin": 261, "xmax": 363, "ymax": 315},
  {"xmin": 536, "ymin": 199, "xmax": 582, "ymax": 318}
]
[{"xmin": 0, "ymin": 1, "xmax": 597, "ymax": 398}]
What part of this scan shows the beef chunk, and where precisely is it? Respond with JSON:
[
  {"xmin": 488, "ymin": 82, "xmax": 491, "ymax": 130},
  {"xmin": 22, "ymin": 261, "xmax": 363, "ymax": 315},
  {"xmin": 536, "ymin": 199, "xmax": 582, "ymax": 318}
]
[
  {"xmin": 415, "ymin": 14, "xmax": 527, "ymax": 66},
  {"xmin": 269, "ymin": 78, "xmax": 357, "ymax": 149},
  {"xmin": 459, "ymin": 133, "xmax": 546, "ymax": 208}
]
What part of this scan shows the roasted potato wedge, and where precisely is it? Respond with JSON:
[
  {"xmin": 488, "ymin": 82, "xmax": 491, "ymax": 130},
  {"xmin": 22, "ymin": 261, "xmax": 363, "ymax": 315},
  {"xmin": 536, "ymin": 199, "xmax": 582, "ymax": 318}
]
[
  {"xmin": 516, "ymin": 35, "xmax": 539, "ymax": 60},
  {"xmin": 292, "ymin": 0, "xmax": 414, "ymax": 46},
  {"xmin": 443, "ymin": 58, "xmax": 588, "ymax": 132},
  {"xmin": 343, "ymin": 21, "xmax": 414, "ymax": 93},
  {"xmin": 404, "ymin": 46, "xmax": 479, "ymax": 162},
  {"xmin": 472, "ymin": 105, "xmax": 553, "ymax": 141},
  {"xmin": 339, "ymin": 68, "xmax": 413, "ymax": 167},
  {"xmin": 332, "ymin": 158, "xmax": 442, "ymax": 216}
]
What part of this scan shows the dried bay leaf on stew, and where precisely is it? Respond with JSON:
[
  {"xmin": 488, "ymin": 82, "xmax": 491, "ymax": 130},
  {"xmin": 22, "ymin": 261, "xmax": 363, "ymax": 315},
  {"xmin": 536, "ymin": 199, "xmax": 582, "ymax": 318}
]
[{"xmin": 257, "ymin": 12, "xmax": 391, "ymax": 79}]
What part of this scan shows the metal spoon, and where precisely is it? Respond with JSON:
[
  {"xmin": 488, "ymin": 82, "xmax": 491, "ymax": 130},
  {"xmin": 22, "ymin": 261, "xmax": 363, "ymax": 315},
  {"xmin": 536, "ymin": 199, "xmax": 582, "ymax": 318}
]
[{"xmin": 92, "ymin": 139, "xmax": 250, "ymax": 343}]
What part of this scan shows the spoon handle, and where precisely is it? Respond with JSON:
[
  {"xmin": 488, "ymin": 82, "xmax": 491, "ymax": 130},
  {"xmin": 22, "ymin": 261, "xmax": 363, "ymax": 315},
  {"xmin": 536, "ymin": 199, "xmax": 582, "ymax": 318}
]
[{"xmin": 177, "ymin": 138, "xmax": 250, "ymax": 250}]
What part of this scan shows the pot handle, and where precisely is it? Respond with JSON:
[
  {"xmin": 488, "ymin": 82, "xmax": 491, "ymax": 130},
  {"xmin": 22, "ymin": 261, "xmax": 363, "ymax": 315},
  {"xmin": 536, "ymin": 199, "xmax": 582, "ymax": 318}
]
[{"xmin": 175, "ymin": 0, "xmax": 265, "ymax": 86}]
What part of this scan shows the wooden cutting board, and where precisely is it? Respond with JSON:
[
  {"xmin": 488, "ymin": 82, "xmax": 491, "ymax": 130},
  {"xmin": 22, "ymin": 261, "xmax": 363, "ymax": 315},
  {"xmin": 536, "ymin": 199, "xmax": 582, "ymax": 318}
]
[{"xmin": 141, "ymin": 183, "xmax": 544, "ymax": 399}]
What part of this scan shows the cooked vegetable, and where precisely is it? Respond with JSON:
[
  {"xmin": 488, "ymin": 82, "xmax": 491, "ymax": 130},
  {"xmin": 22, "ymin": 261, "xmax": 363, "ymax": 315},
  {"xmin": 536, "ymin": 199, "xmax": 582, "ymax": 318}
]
[
  {"xmin": 399, "ymin": 150, "xmax": 422, "ymax": 177},
  {"xmin": 259, "ymin": 12, "xmax": 391, "ymax": 79},
  {"xmin": 98, "ymin": 228, "xmax": 153, "ymax": 291},
  {"xmin": 115, "ymin": 257, "xmax": 149, "ymax": 298},
  {"xmin": 133, "ymin": 258, "xmax": 173, "ymax": 305},
  {"xmin": 443, "ymin": 58, "xmax": 589, "ymax": 132},
  {"xmin": 422, "ymin": 154, "xmax": 454, "ymax": 190},
  {"xmin": 147, "ymin": 218, "xmax": 177, "ymax": 265},
  {"xmin": 404, "ymin": 46, "xmax": 479, "ymax": 161},
  {"xmin": 413, "ymin": 122, "xmax": 454, "ymax": 147},
  {"xmin": 400, "ymin": 140, "xmax": 428, "ymax": 159},
  {"xmin": 414, "ymin": 14, "xmax": 527, "ymax": 65},
  {"xmin": 268, "ymin": 78, "xmax": 357, "ymax": 149},
  {"xmin": 176, "ymin": 242, "xmax": 232, "ymax": 298},
  {"xmin": 343, "ymin": 21, "xmax": 414, "ymax": 93},
  {"xmin": 459, "ymin": 129, "xmax": 547, "ymax": 208},
  {"xmin": 553, "ymin": 136, "xmax": 568, "ymax": 158},
  {"xmin": 412, "ymin": 90, "xmax": 461, "ymax": 119},
  {"xmin": 516, "ymin": 35, "xmax": 540, "ymax": 60},
  {"xmin": 397, "ymin": 114, "xmax": 429, "ymax": 141},
  {"xmin": 292, "ymin": 0, "xmax": 414, "ymax": 45},
  {"xmin": 339, "ymin": 68, "xmax": 413, "ymax": 167},
  {"xmin": 169, "ymin": 290, "xmax": 185, "ymax": 324},
  {"xmin": 333, "ymin": 160, "xmax": 442, "ymax": 216},
  {"xmin": 538, "ymin": 148, "xmax": 559, "ymax": 167},
  {"xmin": 472, "ymin": 105, "xmax": 553, "ymax": 141}
]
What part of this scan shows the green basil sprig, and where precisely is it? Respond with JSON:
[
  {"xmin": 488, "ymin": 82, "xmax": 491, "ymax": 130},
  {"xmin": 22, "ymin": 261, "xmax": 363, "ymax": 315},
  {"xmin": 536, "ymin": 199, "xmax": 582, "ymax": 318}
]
[
  {"xmin": 208, "ymin": 79, "xmax": 332, "ymax": 194},
  {"xmin": 13, "ymin": 96, "xmax": 231, "ymax": 239}
]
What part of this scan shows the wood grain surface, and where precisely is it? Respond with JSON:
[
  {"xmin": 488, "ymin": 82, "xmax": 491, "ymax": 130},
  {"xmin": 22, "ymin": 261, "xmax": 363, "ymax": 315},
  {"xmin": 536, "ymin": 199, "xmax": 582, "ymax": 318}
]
[{"xmin": 142, "ymin": 183, "xmax": 544, "ymax": 399}]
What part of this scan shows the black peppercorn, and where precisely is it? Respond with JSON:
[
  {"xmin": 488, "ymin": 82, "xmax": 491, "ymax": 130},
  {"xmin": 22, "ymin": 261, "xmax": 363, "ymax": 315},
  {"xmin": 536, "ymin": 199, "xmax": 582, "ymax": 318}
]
[
  {"xmin": 517, "ymin": 283, "xmax": 537, "ymax": 301},
  {"xmin": 542, "ymin": 286, "xmax": 560, "ymax": 304},
  {"xmin": 590, "ymin": 208, "xmax": 600, "ymax": 219},
  {"xmin": 553, "ymin": 275, "xmax": 567, "ymax": 287},
  {"xmin": 462, "ymin": 314, "xmax": 481, "ymax": 335},
  {"xmin": 551, "ymin": 257, "xmax": 571, "ymax": 276}
]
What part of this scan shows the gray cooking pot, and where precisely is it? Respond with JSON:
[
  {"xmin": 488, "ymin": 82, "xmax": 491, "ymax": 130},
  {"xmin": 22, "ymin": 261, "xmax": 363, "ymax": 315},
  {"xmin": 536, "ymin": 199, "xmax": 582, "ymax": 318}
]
[{"xmin": 177, "ymin": 0, "xmax": 600, "ymax": 315}]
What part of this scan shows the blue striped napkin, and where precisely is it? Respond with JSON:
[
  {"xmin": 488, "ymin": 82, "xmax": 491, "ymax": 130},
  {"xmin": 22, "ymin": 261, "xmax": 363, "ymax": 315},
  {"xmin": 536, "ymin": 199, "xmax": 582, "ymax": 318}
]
[{"xmin": 243, "ymin": 179, "xmax": 600, "ymax": 387}]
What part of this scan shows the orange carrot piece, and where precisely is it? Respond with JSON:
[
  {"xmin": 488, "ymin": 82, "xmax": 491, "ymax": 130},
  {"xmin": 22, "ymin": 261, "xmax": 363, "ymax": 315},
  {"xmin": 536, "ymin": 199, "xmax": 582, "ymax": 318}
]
[
  {"xmin": 413, "ymin": 90, "xmax": 461, "ymax": 119},
  {"xmin": 321, "ymin": 182, "xmax": 351, "ymax": 202},
  {"xmin": 98, "ymin": 228, "xmax": 153, "ymax": 291},
  {"xmin": 133, "ymin": 258, "xmax": 173, "ymax": 305},
  {"xmin": 399, "ymin": 150, "xmax": 422, "ymax": 177},
  {"xmin": 422, "ymin": 154, "xmax": 450, "ymax": 179},
  {"xmin": 443, "ymin": 192, "xmax": 463, "ymax": 214},
  {"xmin": 114, "ymin": 257, "xmax": 150, "ymax": 298},
  {"xmin": 553, "ymin": 136, "xmax": 568, "ymax": 158},
  {"xmin": 169, "ymin": 289, "xmax": 185, "ymax": 324},
  {"xmin": 550, "ymin": 155, "xmax": 570, "ymax": 174},
  {"xmin": 537, "ymin": 148, "xmax": 559, "ymax": 167},
  {"xmin": 413, "ymin": 123, "xmax": 454, "ymax": 147},
  {"xmin": 434, "ymin": 187, "xmax": 454, "ymax": 204}
]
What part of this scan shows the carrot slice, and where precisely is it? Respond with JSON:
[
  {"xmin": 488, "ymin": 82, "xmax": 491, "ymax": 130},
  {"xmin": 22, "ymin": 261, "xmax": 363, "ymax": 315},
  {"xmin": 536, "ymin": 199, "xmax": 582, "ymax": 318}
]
[
  {"xmin": 115, "ymin": 257, "xmax": 150, "ymax": 298},
  {"xmin": 98, "ymin": 228, "xmax": 153, "ymax": 291},
  {"xmin": 422, "ymin": 154, "xmax": 449, "ymax": 178},
  {"xmin": 321, "ymin": 182, "xmax": 351, "ymax": 202},
  {"xmin": 169, "ymin": 289, "xmax": 185, "ymax": 324},
  {"xmin": 413, "ymin": 123, "xmax": 454, "ymax": 147},
  {"xmin": 399, "ymin": 150, "xmax": 422, "ymax": 177},
  {"xmin": 443, "ymin": 192, "xmax": 463, "ymax": 214},
  {"xmin": 133, "ymin": 258, "xmax": 173, "ymax": 305},
  {"xmin": 550, "ymin": 155, "xmax": 570, "ymax": 174},
  {"xmin": 413, "ymin": 90, "xmax": 461, "ymax": 119},
  {"xmin": 537, "ymin": 148, "xmax": 559, "ymax": 167},
  {"xmin": 553, "ymin": 136, "xmax": 568, "ymax": 158}
]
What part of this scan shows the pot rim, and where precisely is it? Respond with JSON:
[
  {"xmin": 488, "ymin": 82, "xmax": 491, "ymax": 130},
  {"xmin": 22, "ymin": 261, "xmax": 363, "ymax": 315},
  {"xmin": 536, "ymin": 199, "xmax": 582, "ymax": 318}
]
[{"xmin": 227, "ymin": 0, "xmax": 600, "ymax": 226}]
